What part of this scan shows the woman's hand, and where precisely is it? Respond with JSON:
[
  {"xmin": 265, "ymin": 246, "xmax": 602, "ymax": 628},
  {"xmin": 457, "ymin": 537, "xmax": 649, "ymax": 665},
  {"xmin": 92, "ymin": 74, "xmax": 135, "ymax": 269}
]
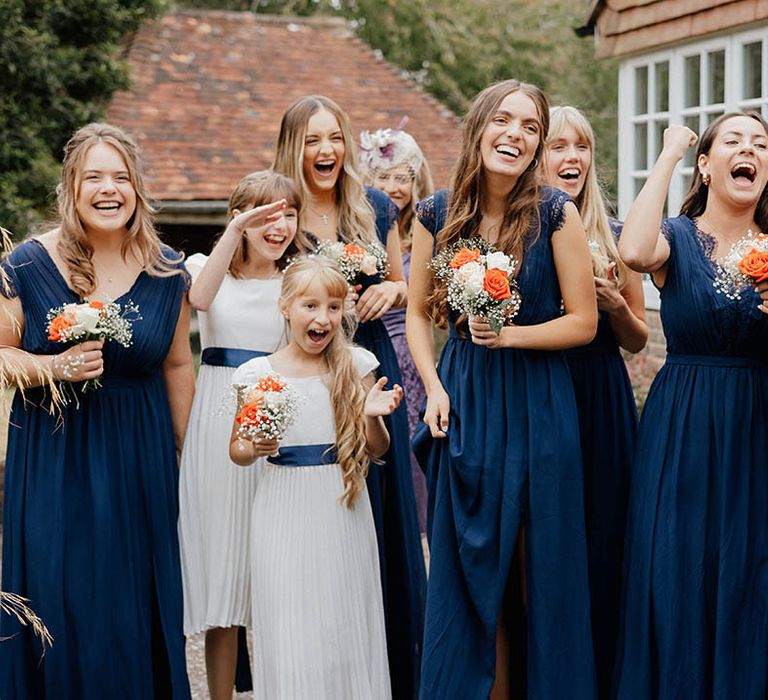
[
  {"xmin": 364, "ymin": 376, "xmax": 403, "ymax": 417},
  {"xmin": 229, "ymin": 199, "xmax": 287, "ymax": 235},
  {"xmin": 356, "ymin": 281, "xmax": 401, "ymax": 322},
  {"xmin": 661, "ymin": 124, "xmax": 698, "ymax": 163},
  {"xmin": 424, "ymin": 382, "xmax": 450, "ymax": 438},
  {"xmin": 52, "ymin": 340, "xmax": 104, "ymax": 382},
  {"xmin": 595, "ymin": 263, "xmax": 626, "ymax": 314},
  {"xmin": 756, "ymin": 279, "xmax": 768, "ymax": 314},
  {"xmin": 468, "ymin": 315, "xmax": 505, "ymax": 349}
]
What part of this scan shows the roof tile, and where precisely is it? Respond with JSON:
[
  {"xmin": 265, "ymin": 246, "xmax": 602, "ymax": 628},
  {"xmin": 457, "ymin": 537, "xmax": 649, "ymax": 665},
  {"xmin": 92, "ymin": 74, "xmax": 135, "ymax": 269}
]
[{"xmin": 107, "ymin": 11, "xmax": 461, "ymax": 201}]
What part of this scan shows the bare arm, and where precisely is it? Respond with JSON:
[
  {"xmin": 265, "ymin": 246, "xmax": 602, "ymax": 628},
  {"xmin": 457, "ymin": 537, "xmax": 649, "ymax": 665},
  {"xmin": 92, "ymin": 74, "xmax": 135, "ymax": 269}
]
[
  {"xmin": 405, "ymin": 220, "xmax": 450, "ymax": 438},
  {"xmin": 188, "ymin": 200, "xmax": 287, "ymax": 311},
  {"xmin": 596, "ymin": 265, "xmax": 648, "ymax": 353},
  {"xmin": 362, "ymin": 373, "xmax": 403, "ymax": 458},
  {"xmin": 162, "ymin": 296, "xmax": 195, "ymax": 451},
  {"xmin": 471, "ymin": 202, "xmax": 597, "ymax": 350},
  {"xmin": 0, "ymin": 295, "xmax": 104, "ymax": 388},
  {"xmin": 619, "ymin": 125, "xmax": 698, "ymax": 277}
]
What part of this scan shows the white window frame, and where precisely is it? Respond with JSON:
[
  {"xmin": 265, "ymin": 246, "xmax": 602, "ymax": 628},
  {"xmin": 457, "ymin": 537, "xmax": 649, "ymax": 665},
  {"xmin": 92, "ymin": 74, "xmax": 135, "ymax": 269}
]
[{"xmin": 618, "ymin": 24, "xmax": 768, "ymax": 220}]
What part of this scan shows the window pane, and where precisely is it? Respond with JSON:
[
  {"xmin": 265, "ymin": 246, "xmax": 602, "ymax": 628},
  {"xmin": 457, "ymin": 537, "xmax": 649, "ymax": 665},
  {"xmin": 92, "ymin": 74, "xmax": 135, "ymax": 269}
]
[
  {"xmin": 655, "ymin": 61, "xmax": 669, "ymax": 112},
  {"xmin": 684, "ymin": 55, "xmax": 701, "ymax": 107},
  {"xmin": 654, "ymin": 119, "xmax": 668, "ymax": 159},
  {"xmin": 683, "ymin": 115, "xmax": 699, "ymax": 167},
  {"xmin": 707, "ymin": 50, "xmax": 725, "ymax": 103},
  {"xmin": 634, "ymin": 123, "xmax": 648, "ymax": 170},
  {"xmin": 743, "ymin": 42, "xmax": 762, "ymax": 100},
  {"xmin": 635, "ymin": 66, "xmax": 648, "ymax": 114},
  {"xmin": 633, "ymin": 177, "xmax": 646, "ymax": 197},
  {"xmin": 706, "ymin": 111, "xmax": 724, "ymax": 126}
]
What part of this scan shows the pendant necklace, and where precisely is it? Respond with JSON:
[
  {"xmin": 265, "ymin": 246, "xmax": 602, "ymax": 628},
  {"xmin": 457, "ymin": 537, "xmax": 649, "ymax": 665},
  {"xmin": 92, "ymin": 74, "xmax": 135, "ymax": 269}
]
[{"xmin": 309, "ymin": 205, "xmax": 334, "ymax": 226}]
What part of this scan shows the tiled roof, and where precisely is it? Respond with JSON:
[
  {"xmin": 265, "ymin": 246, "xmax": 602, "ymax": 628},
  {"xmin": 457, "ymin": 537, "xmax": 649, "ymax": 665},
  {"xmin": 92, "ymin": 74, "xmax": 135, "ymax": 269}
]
[{"xmin": 107, "ymin": 11, "xmax": 461, "ymax": 202}]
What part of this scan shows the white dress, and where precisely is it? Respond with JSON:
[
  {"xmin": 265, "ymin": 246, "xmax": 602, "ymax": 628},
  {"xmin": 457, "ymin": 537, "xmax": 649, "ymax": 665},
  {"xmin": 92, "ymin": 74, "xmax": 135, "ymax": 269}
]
[
  {"xmin": 232, "ymin": 348, "xmax": 391, "ymax": 700},
  {"xmin": 178, "ymin": 253, "xmax": 286, "ymax": 634}
]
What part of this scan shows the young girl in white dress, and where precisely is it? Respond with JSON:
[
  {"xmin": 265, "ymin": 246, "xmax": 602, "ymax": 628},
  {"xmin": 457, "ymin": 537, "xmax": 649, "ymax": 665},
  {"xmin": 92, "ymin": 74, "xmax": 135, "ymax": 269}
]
[
  {"xmin": 178, "ymin": 171, "xmax": 300, "ymax": 699},
  {"xmin": 229, "ymin": 256, "xmax": 401, "ymax": 700}
]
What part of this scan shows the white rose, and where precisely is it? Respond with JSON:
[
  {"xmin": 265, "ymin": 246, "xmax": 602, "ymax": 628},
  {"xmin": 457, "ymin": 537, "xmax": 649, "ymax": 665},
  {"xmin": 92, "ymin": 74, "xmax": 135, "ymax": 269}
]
[
  {"xmin": 485, "ymin": 251, "xmax": 512, "ymax": 273},
  {"xmin": 455, "ymin": 261, "xmax": 485, "ymax": 293},
  {"xmin": 361, "ymin": 254, "xmax": 378, "ymax": 276},
  {"xmin": 73, "ymin": 305, "xmax": 102, "ymax": 334}
]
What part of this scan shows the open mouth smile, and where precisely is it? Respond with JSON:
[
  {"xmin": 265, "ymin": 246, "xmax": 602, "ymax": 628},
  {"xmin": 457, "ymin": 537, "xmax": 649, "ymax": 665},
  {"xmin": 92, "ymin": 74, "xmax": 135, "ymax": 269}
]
[
  {"xmin": 558, "ymin": 167, "xmax": 581, "ymax": 181},
  {"xmin": 314, "ymin": 161, "xmax": 337, "ymax": 175},
  {"xmin": 495, "ymin": 145, "xmax": 521, "ymax": 159},
  {"xmin": 730, "ymin": 161, "xmax": 757, "ymax": 185}
]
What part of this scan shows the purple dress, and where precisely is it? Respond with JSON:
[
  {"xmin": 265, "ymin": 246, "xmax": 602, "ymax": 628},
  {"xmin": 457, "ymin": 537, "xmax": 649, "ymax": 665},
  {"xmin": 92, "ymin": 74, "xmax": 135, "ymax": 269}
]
[{"xmin": 381, "ymin": 250, "xmax": 428, "ymax": 532}]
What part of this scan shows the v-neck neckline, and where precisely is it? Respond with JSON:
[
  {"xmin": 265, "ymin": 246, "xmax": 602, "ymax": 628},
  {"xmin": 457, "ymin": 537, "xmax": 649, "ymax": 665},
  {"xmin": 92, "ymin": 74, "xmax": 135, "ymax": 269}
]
[{"xmin": 31, "ymin": 238, "xmax": 147, "ymax": 302}]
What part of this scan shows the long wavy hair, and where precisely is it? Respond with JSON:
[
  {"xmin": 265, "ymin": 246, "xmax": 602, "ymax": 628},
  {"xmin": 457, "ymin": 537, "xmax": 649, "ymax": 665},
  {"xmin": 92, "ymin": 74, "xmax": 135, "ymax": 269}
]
[
  {"xmin": 55, "ymin": 122, "xmax": 181, "ymax": 298},
  {"xmin": 272, "ymin": 95, "xmax": 380, "ymax": 251},
  {"xmin": 547, "ymin": 105, "xmax": 628, "ymax": 288},
  {"xmin": 429, "ymin": 79, "xmax": 549, "ymax": 328},
  {"xmin": 280, "ymin": 256, "xmax": 369, "ymax": 508},
  {"xmin": 680, "ymin": 111, "xmax": 768, "ymax": 230},
  {"xmin": 224, "ymin": 170, "xmax": 302, "ymax": 278}
]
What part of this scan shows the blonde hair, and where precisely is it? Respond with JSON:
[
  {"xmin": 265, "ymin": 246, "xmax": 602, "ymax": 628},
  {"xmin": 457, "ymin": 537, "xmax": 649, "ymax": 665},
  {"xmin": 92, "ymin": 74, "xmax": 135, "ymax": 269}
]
[
  {"xmin": 547, "ymin": 106, "xmax": 628, "ymax": 287},
  {"xmin": 55, "ymin": 122, "xmax": 182, "ymax": 298},
  {"xmin": 273, "ymin": 96, "xmax": 380, "ymax": 251},
  {"xmin": 430, "ymin": 79, "xmax": 548, "ymax": 329},
  {"xmin": 225, "ymin": 170, "xmax": 302, "ymax": 278},
  {"xmin": 280, "ymin": 256, "xmax": 369, "ymax": 508}
]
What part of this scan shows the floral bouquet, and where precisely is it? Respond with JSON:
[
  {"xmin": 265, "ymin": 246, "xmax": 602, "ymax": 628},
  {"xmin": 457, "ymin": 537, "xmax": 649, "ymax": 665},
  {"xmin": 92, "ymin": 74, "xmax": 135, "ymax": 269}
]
[
  {"xmin": 46, "ymin": 299, "xmax": 141, "ymax": 391},
  {"xmin": 315, "ymin": 240, "xmax": 390, "ymax": 284},
  {"xmin": 429, "ymin": 238, "xmax": 522, "ymax": 334},
  {"xmin": 234, "ymin": 373, "xmax": 302, "ymax": 442},
  {"xmin": 713, "ymin": 230, "xmax": 768, "ymax": 300}
]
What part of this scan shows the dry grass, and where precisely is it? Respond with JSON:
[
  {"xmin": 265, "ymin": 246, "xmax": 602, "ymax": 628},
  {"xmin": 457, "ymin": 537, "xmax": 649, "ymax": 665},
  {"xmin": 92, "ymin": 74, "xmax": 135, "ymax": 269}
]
[{"xmin": 0, "ymin": 227, "xmax": 61, "ymax": 649}]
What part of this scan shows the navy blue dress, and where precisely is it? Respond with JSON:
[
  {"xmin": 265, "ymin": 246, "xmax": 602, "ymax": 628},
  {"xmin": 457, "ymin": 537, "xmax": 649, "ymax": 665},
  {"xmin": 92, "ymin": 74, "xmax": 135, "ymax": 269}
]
[
  {"xmin": 564, "ymin": 219, "xmax": 637, "ymax": 697},
  {"xmin": 307, "ymin": 186, "xmax": 426, "ymax": 700},
  {"xmin": 0, "ymin": 240, "xmax": 191, "ymax": 699},
  {"xmin": 413, "ymin": 188, "xmax": 596, "ymax": 698},
  {"xmin": 614, "ymin": 216, "xmax": 768, "ymax": 698}
]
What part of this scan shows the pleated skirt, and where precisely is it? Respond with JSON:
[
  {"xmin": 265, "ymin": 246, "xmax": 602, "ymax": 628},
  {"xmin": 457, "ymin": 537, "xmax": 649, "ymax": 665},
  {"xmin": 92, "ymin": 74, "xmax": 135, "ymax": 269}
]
[
  {"xmin": 249, "ymin": 462, "xmax": 391, "ymax": 700},
  {"xmin": 178, "ymin": 364, "xmax": 260, "ymax": 633},
  {"xmin": 615, "ymin": 356, "xmax": 768, "ymax": 698}
]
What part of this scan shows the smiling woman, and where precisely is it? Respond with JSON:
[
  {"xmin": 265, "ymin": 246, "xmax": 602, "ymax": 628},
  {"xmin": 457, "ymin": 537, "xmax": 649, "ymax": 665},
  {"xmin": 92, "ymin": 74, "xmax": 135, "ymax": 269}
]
[
  {"xmin": 615, "ymin": 112, "xmax": 768, "ymax": 696},
  {"xmin": 273, "ymin": 95, "xmax": 426, "ymax": 700},
  {"xmin": 0, "ymin": 122, "xmax": 194, "ymax": 699},
  {"xmin": 407, "ymin": 79, "xmax": 598, "ymax": 698}
]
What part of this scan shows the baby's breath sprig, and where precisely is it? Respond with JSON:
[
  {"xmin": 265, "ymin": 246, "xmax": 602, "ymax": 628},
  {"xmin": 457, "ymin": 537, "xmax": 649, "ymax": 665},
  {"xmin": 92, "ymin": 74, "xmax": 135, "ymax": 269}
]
[{"xmin": 429, "ymin": 238, "xmax": 522, "ymax": 334}]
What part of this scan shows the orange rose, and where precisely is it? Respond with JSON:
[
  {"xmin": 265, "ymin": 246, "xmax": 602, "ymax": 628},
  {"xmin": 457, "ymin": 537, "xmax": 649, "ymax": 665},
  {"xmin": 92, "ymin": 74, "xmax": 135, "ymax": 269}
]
[
  {"xmin": 483, "ymin": 268, "xmax": 512, "ymax": 300},
  {"xmin": 236, "ymin": 400, "xmax": 263, "ymax": 427},
  {"xmin": 88, "ymin": 301, "xmax": 104, "ymax": 310},
  {"xmin": 738, "ymin": 249, "xmax": 768, "ymax": 283},
  {"xmin": 449, "ymin": 247, "xmax": 481, "ymax": 269},
  {"xmin": 343, "ymin": 243, "xmax": 366, "ymax": 257},
  {"xmin": 48, "ymin": 314, "xmax": 73, "ymax": 342},
  {"xmin": 256, "ymin": 376, "xmax": 285, "ymax": 393}
]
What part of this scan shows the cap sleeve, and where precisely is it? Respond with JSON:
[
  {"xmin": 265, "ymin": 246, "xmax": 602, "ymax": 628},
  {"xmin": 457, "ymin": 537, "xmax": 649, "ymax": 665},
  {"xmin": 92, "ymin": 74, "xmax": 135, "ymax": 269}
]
[
  {"xmin": 541, "ymin": 186, "xmax": 574, "ymax": 235},
  {"xmin": 608, "ymin": 217, "xmax": 624, "ymax": 243},
  {"xmin": 351, "ymin": 346, "xmax": 379, "ymax": 378},
  {"xmin": 232, "ymin": 356, "xmax": 270, "ymax": 386},
  {"xmin": 185, "ymin": 253, "xmax": 209, "ymax": 281},
  {"xmin": 365, "ymin": 186, "xmax": 399, "ymax": 245},
  {"xmin": 415, "ymin": 189, "xmax": 449, "ymax": 237}
]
